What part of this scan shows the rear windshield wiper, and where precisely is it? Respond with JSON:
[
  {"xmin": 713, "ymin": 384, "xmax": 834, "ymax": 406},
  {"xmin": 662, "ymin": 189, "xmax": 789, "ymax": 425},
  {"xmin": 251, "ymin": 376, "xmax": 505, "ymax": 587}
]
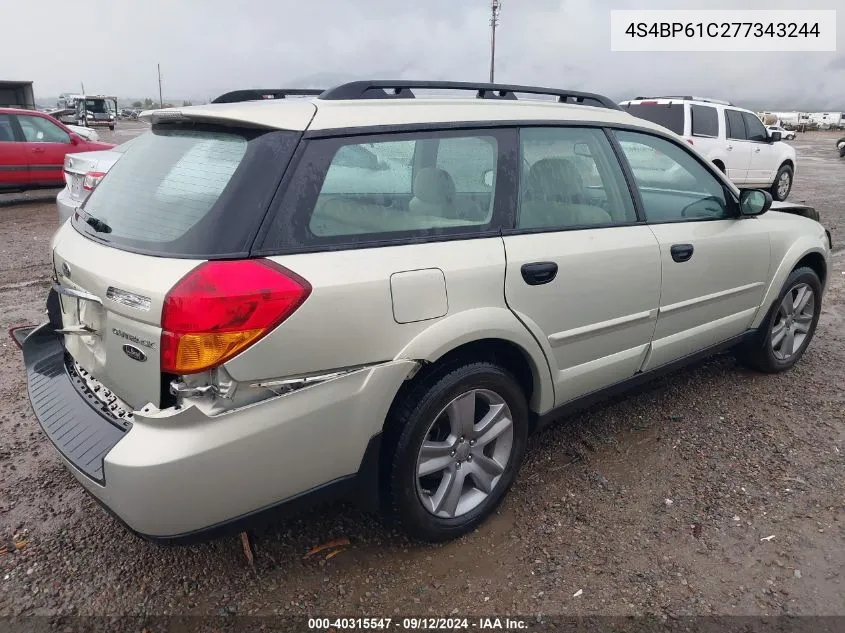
[{"xmin": 85, "ymin": 215, "xmax": 112, "ymax": 234}]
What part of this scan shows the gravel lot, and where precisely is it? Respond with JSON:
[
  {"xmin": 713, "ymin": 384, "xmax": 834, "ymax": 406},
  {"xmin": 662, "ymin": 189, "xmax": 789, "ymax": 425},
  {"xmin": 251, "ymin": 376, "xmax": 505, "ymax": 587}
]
[{"xmin": 0, "ymin": 125, "xmax": 843, "ymax": 621}]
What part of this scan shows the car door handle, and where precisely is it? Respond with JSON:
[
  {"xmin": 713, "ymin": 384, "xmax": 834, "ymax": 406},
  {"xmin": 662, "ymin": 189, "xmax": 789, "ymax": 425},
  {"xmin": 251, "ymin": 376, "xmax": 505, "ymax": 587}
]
[
  {"xmin": 521, "ymin": 262, "xmax": 558, "ymax": 286},
  {"xmin": 726, "ymin": 145, "xmax": 733, "ymax": 151},
  {"xmin": 33, "ymin": 147, "xmax": 45, "ymax": 153},
  {"xmin": 670, "ymin": 244, "xmax": 694, "ymax": 263}
]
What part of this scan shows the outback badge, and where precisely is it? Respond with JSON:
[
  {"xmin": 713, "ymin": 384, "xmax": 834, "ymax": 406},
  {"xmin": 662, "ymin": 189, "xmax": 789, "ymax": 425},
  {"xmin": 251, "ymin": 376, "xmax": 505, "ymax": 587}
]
[{"xmin": 122, "ymin": 344, "xmax": 147, "ymax": 362}]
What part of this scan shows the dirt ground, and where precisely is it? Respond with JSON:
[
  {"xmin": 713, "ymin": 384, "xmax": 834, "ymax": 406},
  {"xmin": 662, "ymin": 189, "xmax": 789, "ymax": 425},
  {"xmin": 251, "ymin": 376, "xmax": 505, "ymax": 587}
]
[{"xmin": 0, "ymin": 126, "xmax": 843, "ymax": 623}]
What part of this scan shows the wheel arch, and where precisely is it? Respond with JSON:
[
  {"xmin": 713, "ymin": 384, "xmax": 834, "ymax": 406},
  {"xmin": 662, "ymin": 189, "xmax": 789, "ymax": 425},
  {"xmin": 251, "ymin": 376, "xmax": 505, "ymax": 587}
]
[
  {"xmin": 392, "ymin": 307, "xmax": 555, "ymax": 416},
  {"xmin": 750, "ymin": 243, "xmax": 828, "ymax": 329}
]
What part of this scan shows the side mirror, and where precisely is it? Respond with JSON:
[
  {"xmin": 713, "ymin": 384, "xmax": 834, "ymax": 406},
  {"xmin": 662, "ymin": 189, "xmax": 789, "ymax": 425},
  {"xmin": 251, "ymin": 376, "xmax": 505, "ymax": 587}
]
[
  {"xmin": 482, "ymin": 169, "xmax": 495, "ymax": 188},
  {"xmin": 69, "ymin": 133, "xmax": 81, "ymax": 145},
  {"xmin": 769, "ymin": 131, "xmax": 782, "ymax": 143},
  {"xmin": 740, "ymin": 189, "xmax": 772, "ymax": 216}
]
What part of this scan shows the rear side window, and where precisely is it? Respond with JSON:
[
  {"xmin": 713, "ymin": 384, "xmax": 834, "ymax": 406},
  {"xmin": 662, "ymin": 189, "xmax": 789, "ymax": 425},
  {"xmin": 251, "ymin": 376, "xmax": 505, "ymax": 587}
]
[
  {"xmin": 518, "ymin": 127, "xmax": 637, "ymax": 229},
  {"xmin": 74, "ymin": 125, "xmax": 299, "ymax": 258},
  {"xmin": 261, "ymin": 129, "xmax": 505, "ymax": 252},
  {"xmin": 725, "ymin": 110, "xmax": 747, "ymax": 140},
  {"xmin": 691, "ymin": 105, "xmax": 718, "ymax": 137},
  {"xmin": 0, "ymin": 114, "xmax": 16, "ymax": 142},
  {"xmin": 623, "ymin": 104, "xmax": 685, "ymax": 135}
]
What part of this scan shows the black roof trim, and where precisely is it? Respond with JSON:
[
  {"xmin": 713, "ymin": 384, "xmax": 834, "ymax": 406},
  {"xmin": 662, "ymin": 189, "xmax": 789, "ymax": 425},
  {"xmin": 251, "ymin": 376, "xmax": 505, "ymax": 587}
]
[
  {"xmin": 211, "ymin": 89, "xmax": 323, "ymax": 104},
  {"xmin": 317, "ymin": 80, "xmax": 622, "ymax": 110}
]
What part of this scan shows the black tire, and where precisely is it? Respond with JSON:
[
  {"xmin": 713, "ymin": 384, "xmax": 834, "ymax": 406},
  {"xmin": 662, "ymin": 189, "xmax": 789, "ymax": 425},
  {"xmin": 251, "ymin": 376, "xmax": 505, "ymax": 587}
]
[
  {"xmin": 770, "ymin": 163, "xmax": 793, "ymax": 201},
  {"xmin": 735, "ymin": 267, "xmax": 822, "ymax": 373},
  {"xmin": 109, "ymin": 125, "xmax": 115, "ymax": 131},
  {"xmin": 384, "ymin": 360, "xmax": 528, "ymax": 542}
]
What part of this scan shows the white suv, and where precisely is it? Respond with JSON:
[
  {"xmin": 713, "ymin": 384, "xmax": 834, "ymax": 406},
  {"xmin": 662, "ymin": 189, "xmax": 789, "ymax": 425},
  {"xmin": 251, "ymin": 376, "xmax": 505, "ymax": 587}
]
[
  {"xmin": 16, "ymin": 81, "xmax": 831, "ymax": 543},
  {"xmin": 619, "ymin": 97, "xmax": 797, "ymax": 201}
]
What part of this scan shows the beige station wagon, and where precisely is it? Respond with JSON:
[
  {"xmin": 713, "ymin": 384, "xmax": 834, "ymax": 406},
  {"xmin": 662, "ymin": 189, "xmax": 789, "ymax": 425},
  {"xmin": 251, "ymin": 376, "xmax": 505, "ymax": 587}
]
[{"xmin": 16, "ymin": 81, "xmax": 832, "ymax": 543}]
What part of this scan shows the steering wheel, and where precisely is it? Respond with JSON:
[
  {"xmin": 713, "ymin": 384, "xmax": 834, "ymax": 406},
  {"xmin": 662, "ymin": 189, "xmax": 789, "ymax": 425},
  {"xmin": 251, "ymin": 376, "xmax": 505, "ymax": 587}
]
[{"xmin": 680, "ymin": 196, "xmax": 726, "ymax": 218}]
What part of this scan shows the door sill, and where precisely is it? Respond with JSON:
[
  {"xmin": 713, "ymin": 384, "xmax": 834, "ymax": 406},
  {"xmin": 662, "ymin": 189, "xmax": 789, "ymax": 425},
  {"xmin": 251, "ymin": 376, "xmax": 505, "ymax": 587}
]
[{"xmin": 533, "ymin": 330, "xmax": 753, "ymax": 432}]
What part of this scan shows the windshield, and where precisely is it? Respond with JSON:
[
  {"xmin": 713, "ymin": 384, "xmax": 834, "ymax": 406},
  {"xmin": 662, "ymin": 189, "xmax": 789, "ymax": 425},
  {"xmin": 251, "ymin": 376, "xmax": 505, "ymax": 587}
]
[{"xmin": 84, "ymin": 99, "xmax": 109, "ymax": 113}]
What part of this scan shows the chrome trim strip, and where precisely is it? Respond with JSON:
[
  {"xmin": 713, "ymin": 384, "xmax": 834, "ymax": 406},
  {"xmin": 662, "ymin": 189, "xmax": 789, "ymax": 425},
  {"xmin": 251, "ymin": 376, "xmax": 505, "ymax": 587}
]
[
  {"xmin": 659, "ymin": 282, "xmax": 764, "ymax": 315},
  {"xmin": 549, "ymin": 309, "xmax": 658, "ymax": 346},
  {"xmin": 52, "ymin": 283, "xmax": 102, "ymax": 305},
  {"xmin": 55, "ymin": 325, "xmax": 98, "ymax": 336}
]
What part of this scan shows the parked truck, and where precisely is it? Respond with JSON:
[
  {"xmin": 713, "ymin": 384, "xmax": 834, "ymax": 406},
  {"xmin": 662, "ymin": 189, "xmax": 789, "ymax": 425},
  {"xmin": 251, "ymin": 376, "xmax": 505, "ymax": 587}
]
[{"xmin": 0, "ymin": 81, "xmax": 36, "ymax": 109}]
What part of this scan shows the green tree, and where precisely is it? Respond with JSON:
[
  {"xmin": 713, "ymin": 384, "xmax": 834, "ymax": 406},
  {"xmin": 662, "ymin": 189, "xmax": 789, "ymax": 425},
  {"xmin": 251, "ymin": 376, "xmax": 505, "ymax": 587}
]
[
  {"xmin": 132, "ymin": 100, "xmax": 143, "ymax": 108},
  {"xmin": 182, "ymin": 100, "xmax": 193, "ymax": 107},
  {"xmin": 143, "ymin": 98, "xmax": 154, "ymax": 108}
]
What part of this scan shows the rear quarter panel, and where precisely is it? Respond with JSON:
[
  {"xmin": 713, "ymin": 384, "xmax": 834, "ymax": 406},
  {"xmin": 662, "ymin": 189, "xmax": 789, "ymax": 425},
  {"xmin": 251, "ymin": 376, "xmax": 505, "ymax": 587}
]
[{"xmin": 223, "ymin": 238, "xmax": 555, "ymax": 414}]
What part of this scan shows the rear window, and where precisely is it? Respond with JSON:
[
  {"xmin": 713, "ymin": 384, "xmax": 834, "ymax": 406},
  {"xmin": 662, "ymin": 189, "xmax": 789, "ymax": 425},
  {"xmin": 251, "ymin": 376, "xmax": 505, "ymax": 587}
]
[
  {"xmin": 691, "ymin": 105, "xmax": 718, "ymax": 137},
  {"xmin": 623, "ymin": 103, "xmax": 685, "ymax": 135},
  {"xmin": 74, "ymin": 125, "xmax": 298, "ymax": 258}
]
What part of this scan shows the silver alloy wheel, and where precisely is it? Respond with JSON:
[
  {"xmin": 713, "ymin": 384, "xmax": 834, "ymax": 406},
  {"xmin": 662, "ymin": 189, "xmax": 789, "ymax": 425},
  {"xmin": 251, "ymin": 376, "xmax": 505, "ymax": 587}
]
[
  {"xmin": 771, "ymin": 283, "xmax": 815, "ymax": 360},
  {"xmin": 777, "ymin": 170, "xmax": 791, "ymax": 199},
  {"xmin": 415, "ymin": 389, "xmax": 514, "ymax": 519}
]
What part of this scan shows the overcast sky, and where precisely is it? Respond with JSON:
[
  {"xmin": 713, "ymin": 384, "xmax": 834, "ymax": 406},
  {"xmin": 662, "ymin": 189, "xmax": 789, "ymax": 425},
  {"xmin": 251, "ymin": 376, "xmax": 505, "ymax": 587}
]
[{"xmin": 2, "ymin": 0, "xmax": 843, "ymax": 109}]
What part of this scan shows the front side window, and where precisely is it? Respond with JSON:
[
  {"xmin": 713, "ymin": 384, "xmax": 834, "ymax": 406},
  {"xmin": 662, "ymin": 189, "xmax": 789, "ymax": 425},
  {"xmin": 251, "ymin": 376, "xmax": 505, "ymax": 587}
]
[
  {"xmin": 302, "ymin": 133, "xmax": 498, "ymax": 240},
  {"xmin": 17, "ymin": 115, "xmax": 69, "ymax": 143},
  {"xmin": 725, "ymin": 110, "xmax": 747, "ymax": 141},
  {"xmin": 518, "ymin": 127, "xmax": 636, "ymax": 229},
  {"xmin": 742, "ymin": 112, "xmax": 768, "ymax": 142},
  {"xmin": 615, "ymin": 130, "xmax": 733, "ymax": 222}
]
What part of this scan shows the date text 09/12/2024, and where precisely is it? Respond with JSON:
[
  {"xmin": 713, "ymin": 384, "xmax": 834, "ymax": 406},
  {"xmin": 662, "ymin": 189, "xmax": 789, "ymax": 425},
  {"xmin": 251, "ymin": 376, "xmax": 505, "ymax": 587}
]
[{"xmin": 308, "ymin": 617, "xmax": 529, "ymax": 630}]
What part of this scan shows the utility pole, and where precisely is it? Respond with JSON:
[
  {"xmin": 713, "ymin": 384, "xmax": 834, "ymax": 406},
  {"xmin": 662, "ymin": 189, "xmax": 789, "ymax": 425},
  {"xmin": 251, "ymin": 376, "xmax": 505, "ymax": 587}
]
[
  {"xmin": 158, "ymin": 63, "xmax": 163, "ymax": 108},
  {"xmin": 80, "ymin": 82, "xmax": 86, "ymax": 126},
  {"xmin": 489, "ymin": 0, "xmax": 501, "ymax": 83}
]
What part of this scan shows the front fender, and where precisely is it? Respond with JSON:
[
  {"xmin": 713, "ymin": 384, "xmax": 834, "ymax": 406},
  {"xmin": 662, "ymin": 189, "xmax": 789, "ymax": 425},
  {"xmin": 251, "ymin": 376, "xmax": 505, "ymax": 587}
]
[
  {"xmin": 395, "ymin": 307, "xmax": 555, "ymax": 414},
  {"xmin": 750, "ymin": 238, "xmax": 830, "ymax": 329}
]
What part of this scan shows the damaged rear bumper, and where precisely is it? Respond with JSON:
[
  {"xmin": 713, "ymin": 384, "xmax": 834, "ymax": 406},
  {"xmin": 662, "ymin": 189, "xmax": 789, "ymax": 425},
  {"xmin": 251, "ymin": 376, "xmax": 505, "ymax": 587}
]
[{"xmin": 20, "ymin": 318, "xmax": 415, "ymax": 543}]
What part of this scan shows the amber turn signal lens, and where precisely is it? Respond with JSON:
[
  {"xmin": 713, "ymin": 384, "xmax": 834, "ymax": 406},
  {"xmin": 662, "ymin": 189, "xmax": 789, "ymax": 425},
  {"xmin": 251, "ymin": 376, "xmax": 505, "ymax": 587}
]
[{"xmin": 162, "ymin": 329, "xmax": 263, "ymax": 375}]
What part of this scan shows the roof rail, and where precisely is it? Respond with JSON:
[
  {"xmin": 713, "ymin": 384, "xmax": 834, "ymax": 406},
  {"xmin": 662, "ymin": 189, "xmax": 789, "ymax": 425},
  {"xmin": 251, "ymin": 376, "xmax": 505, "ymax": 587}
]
[
  {"xmin": 633, "ymin": 95, "xmax": 734, "ymax": 106},
  {"xmin": 211, "ymin": 89, "xmax": 323, "ymax": 104},
  {"xmin": 318, "ymin": 80, "xmax": 622, "ymax": 110}
]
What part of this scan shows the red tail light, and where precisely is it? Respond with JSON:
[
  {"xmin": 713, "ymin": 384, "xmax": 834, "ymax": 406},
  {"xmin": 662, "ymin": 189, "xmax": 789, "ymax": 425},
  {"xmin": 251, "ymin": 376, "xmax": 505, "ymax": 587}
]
[
  {"xmin": 161, "ymin": 260, "xmax": 311, "ymax": 374},
  {"xmin": 83, "ymin": 171, "xmax": 107, "ymax": 191}
]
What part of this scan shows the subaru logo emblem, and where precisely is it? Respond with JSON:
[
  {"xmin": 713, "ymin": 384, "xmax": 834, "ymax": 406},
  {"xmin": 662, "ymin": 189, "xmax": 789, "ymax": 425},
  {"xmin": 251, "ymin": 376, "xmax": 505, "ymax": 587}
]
[{"xmin": 122, "ymin": 344, "xmax": 147, "ymax": 362}]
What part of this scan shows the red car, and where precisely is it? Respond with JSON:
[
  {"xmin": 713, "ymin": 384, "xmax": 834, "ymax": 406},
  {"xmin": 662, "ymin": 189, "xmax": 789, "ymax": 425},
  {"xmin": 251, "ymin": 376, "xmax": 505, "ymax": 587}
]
[{"xmin": 0, "ymin": 107, "xmax": 114, "ymax": 192}]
